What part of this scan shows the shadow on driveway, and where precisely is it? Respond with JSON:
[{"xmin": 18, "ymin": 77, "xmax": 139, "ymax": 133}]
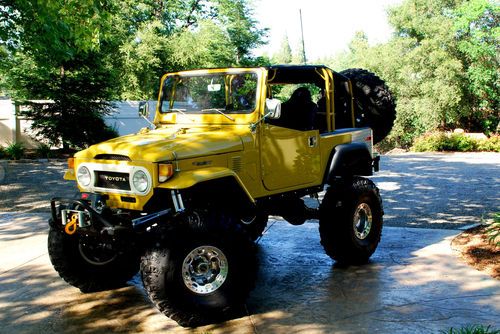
[
  {"xmin": 373, "ymin": 152, "xmax": 500, "ymax": 229},
  {"xmin": 1, "ymin": 214, "xmax": 499, "ymax": 333}
]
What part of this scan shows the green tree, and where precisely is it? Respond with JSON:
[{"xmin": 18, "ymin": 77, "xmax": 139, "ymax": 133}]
[
  {"xmin": 454, "ymin": 0, "xmax": 500, "ymax": 133},
  {"xmin": 117, "ymin": 0, "xmax": 267, "ymax": 98},
  {"xmin": 387, "ymin": 0, "xmax": 466, "ymax": 129},
  {"xmin": 273, "ymin": 34, "xmax": 293, "ymax": 64},
  {"xmin": 292, "ymin": 40, "xmax": 307, "ymax": 64},
  {"xmin": 215, "ymin": 0, "xmax": 267, "ymax": 64},
  {"xmin": 325, "ymin": 0, "xmax": 499, "ymax": 148},
  {"xmin": 119, "ymin": 20, "xmax": 171, "ymax": 100},
  {"xmin": 384, "ymin": 0, "xmax": 499, "ymax": 143},
  {"xmin": 1, "ymin": 0, "xmax": 269, "ymax": 142},
  {"xmin": 0, "ymin": 0, "xmax": 121, "ymax": 148}
]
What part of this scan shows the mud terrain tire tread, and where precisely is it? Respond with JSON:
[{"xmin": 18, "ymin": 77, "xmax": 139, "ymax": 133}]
[
  {"xmin": 48, "ymin": 225, "xmax": 140, "ymax": 293},
  {"xmin": 340, "ymin": 68, "xmax": 396, "ymax": 144},
  {"xmin": 319, "ymin": 177, "xmax": 383, "ymax": 264},
  {"xmin": 140, "ymin": 213, "xmax": 257, "ymax": 327}
]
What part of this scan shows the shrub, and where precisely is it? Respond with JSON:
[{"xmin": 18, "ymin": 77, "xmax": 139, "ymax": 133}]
[
  {"xmin": 36, "ymin": 143, "xmax": 52, "ymax": 159},
  {"xmin": 441, "ymin": 324, "xmax": 500, "ymax": 334},
  {"xmin": 412, "ymin": 132, "xmax": 500, "ymax": 152},
  {"xmin": 476, "ymin": 135, "xmax": 500, "ymax": 152},
  {"xmin": 374, "ymin": 136, "xmax": 398, "ymax": 153},
  {"xmin": 412, "ymin": 132, "xmax": 447, "ymax": 152},
  {"xmin": 447, "ymin": 134, "xmax": 477, "ymax": 152},
  {"xmin": 486, "ymin": 213, "xmax": 500, "ymax": 248},
  {"xmin": 5, "ymin": 142, "xmax": 25, "ymax": 160},
  {"xmin": 0, "ymin": 146, "xmax": 6, "ymax": 159}
]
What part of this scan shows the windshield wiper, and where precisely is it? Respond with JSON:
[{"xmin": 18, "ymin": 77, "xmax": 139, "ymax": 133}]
[
  {"xmin": 169, "ymin": 108, "xmax": 196, "ymax": 122},
  {"xmin": 200, "ymin": 108, "xmax": 235, "ymax": 121}
]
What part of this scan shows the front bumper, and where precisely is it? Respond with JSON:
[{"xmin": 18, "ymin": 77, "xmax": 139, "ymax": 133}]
[{"xmin": 49, "ymin": 195, "xmax": 174, "ymax": 237}]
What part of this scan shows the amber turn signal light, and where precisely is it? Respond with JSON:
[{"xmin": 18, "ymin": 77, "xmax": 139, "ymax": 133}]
[
  {"xmin": 67, "ymin": 157, "xmax": 75, "ymax": 169},
  {"xmin": 159, "ymin": 164, "xmax": 174, "ymax": 182}
]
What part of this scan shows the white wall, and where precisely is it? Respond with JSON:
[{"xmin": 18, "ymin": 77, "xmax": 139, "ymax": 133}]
[
  {"xmin": 0, "ymin": 100, "xmax": 159, "ymax": 147},
  {"xmin": 104, "ymin": 101, "xmax": 157, "ymax": 136},
  {"xmin": 0, "ymin": 99, "xmax": 15, "ymax": 146}
]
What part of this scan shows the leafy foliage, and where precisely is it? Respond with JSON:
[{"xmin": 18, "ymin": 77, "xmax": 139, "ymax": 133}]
[
  {"xmin": 441, "ymin": 324, "xmax": 500, "ymax": 334},
  {"xmin": 476, "ymin": 135, "xmax": 500, "ymax": 152},
  {"xmin": 1, "ymin": 0, "xmax": 123, "ymax": 148},
  {"xmin": 486, "ymin": 213, "xmax": 500, "ymax": 248},
  {"xmin": 35, "ymin": 143, "xmax": 52, "ymax": 159},
  {"xmin": 117, "ymin": 0, "xmax": 267, "ymax": 99},
  {"xmin": 4, "ymin": 142, "xmax": 25, "ymax": 160},
  {"xmin": 322, "ymin": 0, "xmax": 499, "ymax": 148},
  {"xmin": 454, "ymin": 0, "xmax": 500, "ymax": 134},
  {"xmin": 0, "ymin": 0, "xmax": 266, "ymax": 147},
  {"xmin": 273, "ymin": 35, "xmax": 293, "ymax": 64},
  {"xmin": 411, "ymin": 132, "xmax": 500, "ymax": 152}
]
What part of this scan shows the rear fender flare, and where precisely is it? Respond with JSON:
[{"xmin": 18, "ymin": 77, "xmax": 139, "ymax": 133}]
[{"xmin": 325, "ymin": 143, "xmax": 373, "ymax": 183}]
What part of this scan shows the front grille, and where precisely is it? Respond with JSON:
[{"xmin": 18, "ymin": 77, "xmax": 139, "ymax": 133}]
[
  {"xmin": 94, "ymin": 154, "xmax": 131, "ymax": 161},
  {"xmin": 96, "ymin": 171, "xmax": 130, "ymax": 190}
]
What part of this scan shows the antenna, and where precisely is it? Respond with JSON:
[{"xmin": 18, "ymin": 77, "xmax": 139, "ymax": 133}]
[{"xmin": 299, "ymin": 9, "xmax": 307, "ymax": 64}]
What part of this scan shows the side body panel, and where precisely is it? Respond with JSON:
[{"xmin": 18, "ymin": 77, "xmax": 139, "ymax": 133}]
[{"xmin": 260, "ymin": 125, "xmax": 321, "ymax": 191}]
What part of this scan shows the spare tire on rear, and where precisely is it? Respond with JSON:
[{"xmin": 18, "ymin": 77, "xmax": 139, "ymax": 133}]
[{"xmin": 340, "ymin": 68, "xmax": 396, "ymax": 144}]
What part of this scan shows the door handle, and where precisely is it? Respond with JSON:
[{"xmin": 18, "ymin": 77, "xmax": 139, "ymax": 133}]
[{"xmin": 308, "ymin": 136, "xmax": 317, "ymax": 147}]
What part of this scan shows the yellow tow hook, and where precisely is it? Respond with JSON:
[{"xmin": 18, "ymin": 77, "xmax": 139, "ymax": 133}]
[{"xmin": 64, "ymin": 214, "xmax": 78, "ymax": 235}]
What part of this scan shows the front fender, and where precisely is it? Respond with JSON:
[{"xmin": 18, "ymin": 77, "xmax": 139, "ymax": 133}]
[{"xmin": 158, "ymin": 167, "xmax": 255, "ymax": 205}]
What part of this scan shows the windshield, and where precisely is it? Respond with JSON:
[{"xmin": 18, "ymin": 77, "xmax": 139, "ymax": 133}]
[{"xmin": 160, "ymin": 72, "xmax": 258, "ymax": 114}]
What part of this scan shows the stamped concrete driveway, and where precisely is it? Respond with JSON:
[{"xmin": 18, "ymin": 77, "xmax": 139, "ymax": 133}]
[
  {"xmin": 1, "ymin": 213, "xmax": 499, "ymax": 333},
  {"xmin": 0, "ymin": 152, "xmax": 499, "ymax": 333},
  {"xmin": 374, "ymin": 152, "xmax": 500, "ymax": 229}
]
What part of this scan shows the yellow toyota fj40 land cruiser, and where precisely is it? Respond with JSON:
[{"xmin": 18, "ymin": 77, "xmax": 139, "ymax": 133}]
[{"xmin": 48, "ymin": 65, "xmax": 396, "ymax": 327}]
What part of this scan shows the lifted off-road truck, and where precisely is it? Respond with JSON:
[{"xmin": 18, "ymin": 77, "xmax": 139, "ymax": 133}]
[{"xmin": 48, "ymin": 65, "xmax": 395, "ymax": 327}]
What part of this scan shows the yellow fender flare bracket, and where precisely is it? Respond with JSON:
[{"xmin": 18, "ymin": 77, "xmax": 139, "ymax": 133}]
[{"xmin": 64, "ymin": 170, "xmax": 76, "ymax": 181}]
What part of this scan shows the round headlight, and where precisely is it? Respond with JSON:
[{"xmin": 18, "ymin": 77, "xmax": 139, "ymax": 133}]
[
  {"xmin": 77, "ymin": 166, "xmax": 91, "ymax": 187},
  {"xmin": 132, "ymin": 170, "xmax": 149, "ymax": 193}
]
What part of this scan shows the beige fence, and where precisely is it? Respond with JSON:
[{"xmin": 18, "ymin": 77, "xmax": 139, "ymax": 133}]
[{"xmin": 0, "ymin": 99, "xmax": 36, "ymax": 147}]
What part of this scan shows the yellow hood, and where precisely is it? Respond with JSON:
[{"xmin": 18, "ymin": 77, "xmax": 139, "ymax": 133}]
[{"xmin": 76, "ymin": 127, "xmax": 244, "ymax": 162}]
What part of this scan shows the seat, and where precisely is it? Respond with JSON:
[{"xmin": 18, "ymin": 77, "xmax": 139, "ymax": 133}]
[{"xmin": 279, "ymin": 87, "xmax": 317, "ymax": 131}]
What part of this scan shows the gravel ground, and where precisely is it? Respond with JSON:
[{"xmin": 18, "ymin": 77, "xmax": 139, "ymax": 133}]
[{"xmin": 0, "ymin": 152, "xmax": 498, "ymax": 229}]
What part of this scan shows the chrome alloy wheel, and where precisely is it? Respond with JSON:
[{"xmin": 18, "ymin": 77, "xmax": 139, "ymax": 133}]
[
  {"xmin": 182, "ymin": 245, "xmax": 228, "ymax": 295},
  {"xmin": 353, "ymin": 202, "xmax": 373, "ymax": 240}
]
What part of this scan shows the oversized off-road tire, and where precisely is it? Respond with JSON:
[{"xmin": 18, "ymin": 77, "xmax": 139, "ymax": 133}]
[
  {"xmin": 48, "ymin": 225, "xmax": 140, "ymax": 292},
  {"xmin": 340, "ymin": 68, "xmax": 396, "ymax": 144},
  {"xmin": 140, "ymin": 213, "xmax": 258, "ymax": 327},
  {"xmin": 240, "ymin": 212, "xmax": 268, "ymax": 241},
  {"xmin": 319, "ymin": 177, "xmax": 383, "ymax": 264}
]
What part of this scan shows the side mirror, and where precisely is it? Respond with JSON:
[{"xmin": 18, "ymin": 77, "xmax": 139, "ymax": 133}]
[
  {"xmin": 249, "ymin": 98, "xmax": 282, "ymax": 132},
  {"xmin": 265, "ymin": 98, "xmax": 281, "ymax": 119},
  {"xmin": 138, "ymin": 101, "xmax": 150, "ymax": 117}
]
